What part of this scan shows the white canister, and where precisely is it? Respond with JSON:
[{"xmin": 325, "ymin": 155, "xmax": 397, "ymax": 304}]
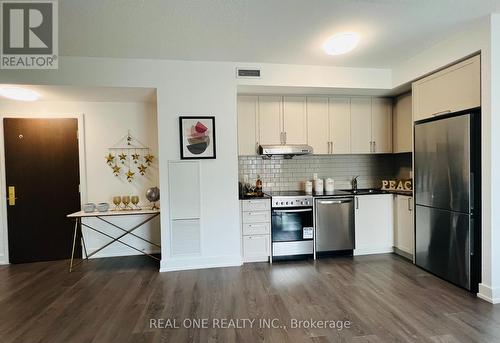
[
  {"xmin": 325, "ymin": 178, "xmax": 335, "ymax": 192},
  {"xmin": 314, "ymin": 178, "xmax": 324, "ymax": 193},
  {"xmin": 305, "ymin": 180, "xmax": 313, "ymax": 194}
]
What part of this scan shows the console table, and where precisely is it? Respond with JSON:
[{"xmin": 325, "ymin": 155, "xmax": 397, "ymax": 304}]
[{"xmin": 67, "ymin": 209, "xmax": 161, "ymax": 272}]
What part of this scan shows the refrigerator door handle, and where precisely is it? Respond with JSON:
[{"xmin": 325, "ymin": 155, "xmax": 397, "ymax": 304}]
[
  {"xmin": 470, "ymin": 217, "xmax": 474, "ymax": 256},
  {"xmin": 470, "ymin": 172, "xmax": 475, "ymax": 213}
]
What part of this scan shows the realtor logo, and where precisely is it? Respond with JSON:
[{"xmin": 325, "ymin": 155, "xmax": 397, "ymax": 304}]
[{"xmin": 1, "ymin": 0, "xmax": 58, "ymax": 69}]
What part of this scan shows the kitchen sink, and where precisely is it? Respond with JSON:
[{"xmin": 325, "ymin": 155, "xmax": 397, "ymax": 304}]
[{"xmin": 341, "ymin": 188, "xmax": 381, "ymax": 195}]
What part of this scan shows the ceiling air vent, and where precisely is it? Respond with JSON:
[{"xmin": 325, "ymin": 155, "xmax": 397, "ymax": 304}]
[{"xmin": 236, "ymin": 68, "xmax": 261, "ymax": 78}]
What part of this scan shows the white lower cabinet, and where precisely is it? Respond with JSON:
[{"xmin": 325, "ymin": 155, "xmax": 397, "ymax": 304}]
[
  {"xmin": 394, "ymin": 195, "xmax": 414, "ymax": 257},
  {"xmin": 354, "ymin": 194, "xmax": 394, "ymax": 256},
  {"xmin": 241, "ymin": 199, "xmax": 271, "ymax": 263}
]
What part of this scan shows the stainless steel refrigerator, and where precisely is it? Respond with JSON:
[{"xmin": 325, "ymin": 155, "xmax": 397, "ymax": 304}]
[{"xmin": 414, "ymin": 110, "xmax": 481, "ymax": 292}]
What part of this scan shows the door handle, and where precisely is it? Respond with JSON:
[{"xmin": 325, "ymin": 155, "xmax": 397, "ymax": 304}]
[
  {"xmin": 355, "ymin": 197, "xmax": 359, "ymax": 209},
  {"xmin": 274, "ymin": 208, "xmax": 312, "ymax": 213},
  {"xmin": 8, "ymin": 186, "xmax": 17, "ymax": 206},
  {"xmin": 408, "ymin": 197, "xmax": 412, "ymax": 211},
  {"xmin": 373, "ymin": 141, "xmax": 376, "ymax": 153},
  {"xmin": 331, "ymin": 141, "xmax": 334, "ymax": 154},
  {"xmin": 283, "ymin": 132, "xmax": 287, "ymax": 144},
  {"xmin": 318, "ymin": 199, "xmax": 352, "ymax": 205}
]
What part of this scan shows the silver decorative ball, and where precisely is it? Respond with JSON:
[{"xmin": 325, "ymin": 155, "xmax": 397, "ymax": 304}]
[{"xmin": 146, "ymin": 187, "xmax": 160, "ymax": 202}]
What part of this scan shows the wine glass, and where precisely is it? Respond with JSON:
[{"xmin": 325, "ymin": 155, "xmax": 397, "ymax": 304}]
[
  {"xmin": 112, "ymin": 196, "xmax": 121, "ymax": 211},
  {"xmin": 131, "ymin": 195, "xmax": 140, "ymax": 210},
  {"xmin": 122, "ymin": 195, "xmax": 131, "ymax": 210}
]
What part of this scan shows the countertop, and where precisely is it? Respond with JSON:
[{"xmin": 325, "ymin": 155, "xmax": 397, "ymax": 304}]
[
  {"xmin": 239, "ymin": 193, "xmax": 271, "ymax": 200},
  {"xmin": 239, "ymin": 189, "xmax": 412, "ymax": 200}
]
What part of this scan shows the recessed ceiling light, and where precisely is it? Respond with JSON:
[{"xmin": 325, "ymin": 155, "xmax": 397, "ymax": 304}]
[
  {"xmin": 0, "ymin": 87, "xmax": 40, "ymax": 101},
  {"xmin": 322, "ymin": 32, "xmax": 360, "ymax": 56}
]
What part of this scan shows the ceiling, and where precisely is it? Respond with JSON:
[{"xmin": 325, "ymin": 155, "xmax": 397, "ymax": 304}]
[
  {"xmin": 0, "ymin": 85, "xmax": 157, "ymax": 103},
  {"xmin": 59, "ymin": 0, "xmax": 500, "ymax": 68}
]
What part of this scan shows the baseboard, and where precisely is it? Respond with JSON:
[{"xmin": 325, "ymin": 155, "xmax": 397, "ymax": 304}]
[
  {"xmin": 354, "ymin": 246, "xmax": 394, "ymax": 256},
  {"xmin": 160, "ymin": 255, "xmax": 242, "ymax": 272},
  {"xmin": 478, "ymin": 283, "xmax": 500, "ymax": 304},
  {"xmin": 393, "ymin": 247, "xmax": 413, "ymax": 261},
  {"xmin": 87, "ymin": 248, "xmax": 161, "ymax": 259}
]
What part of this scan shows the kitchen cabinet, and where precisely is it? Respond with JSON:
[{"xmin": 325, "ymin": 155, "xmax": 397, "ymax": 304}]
[
  {"xmin": 283, "ymin": 96, "xmax": 307, "ymax": 144},
  {"xmin": 371, "ymin": 98, "xmax": 392, "ymax": 153},
  {"xmin": 258, "ymin": 96, "xmax": 307, "ymax": 146},
  {"xmin": 350, "ymin": 98, "xmax": 372, "ymax": 153},
  {"xmin": 413, "ymin": 55, "xmax": 480, "ymax": 122},
  {"xmin": 393, "ymin": 93, "xmax": 412, "ymax": 153},
  {"xmin": 258, "ymin": 96, "xmax": 282, "ymax": 145},
  {"xmin": 394, "ymin": 195, "xmax": 414, "ymax": 258},
  {"xmin": 237, "ymin": 95, "xmax": 258, "ymax": 155},
  {"xmin": 237, "ymin": 95, "xmax": 393, "ymax": 156},
  {"xmin": 354, "ymin": 194, "xmax": 394, "ymax": 255},
  {"xmin": 329, "ymin": 97, "xmax": 351, "ymax": 154},
  {"xmin": 240, "ymin": 199, "xmax": 271, "ymax": 263},
  {"xmin": 306, "ymin": 97, "xmax": 330, "ymax": 154},
  {"xmin": 306, "ymin": 97, "xmax": 350, "ymax": 154}
]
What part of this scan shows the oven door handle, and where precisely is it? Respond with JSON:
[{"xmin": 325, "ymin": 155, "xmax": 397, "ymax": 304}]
[{"xmin": 273, "ymin": 208, "xmax": 312, "ymax": 213}]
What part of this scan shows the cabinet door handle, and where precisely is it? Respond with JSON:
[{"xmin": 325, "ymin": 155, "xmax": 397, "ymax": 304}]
[
  {"xmin": 408, "ymin": 197, "xmax": 412, "ymax": 211},
  {"xmin": 369, "ymin": 141, "xmax": 373, "ymax": 153},
  {"xmin": 355, "ymin": 197, "xmax": 359, "ymax": 209},
  {"xmin": 331, "ymin": 141, "xmax": 334, "ymax": 154},
  {"xmin": 284, "ymin": 132, "xmax": 287, "ymax": 144},
  {"xmin": 373, "ymin": 141, "xmax": 376, "ymax": 153}
]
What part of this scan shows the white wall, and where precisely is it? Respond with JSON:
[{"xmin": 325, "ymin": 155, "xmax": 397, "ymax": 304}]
[
  {"xmin": 0, "ymin": 57, "xmax": 394, "ymax": 270},
  {"xmin": 0, "ymin": 100, "xmax": 160, "ymax": 262},
  {"xmin": 393, "ymin": 14, "xmax": 500, "ymax": 303}
]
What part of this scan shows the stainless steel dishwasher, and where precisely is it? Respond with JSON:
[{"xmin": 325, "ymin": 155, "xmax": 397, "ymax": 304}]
[{"xmin": 315, "ymin": 197, "xmax": 355, "ymax": 254}]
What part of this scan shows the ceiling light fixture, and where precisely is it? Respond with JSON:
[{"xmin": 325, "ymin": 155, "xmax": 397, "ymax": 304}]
[
  {"xmin": 0, "ymin": 87, "xmax": 40, "ymax": 101},
  {"xmin": 322, "ymin": 32, "xmax": 360, "ymax": 56}
]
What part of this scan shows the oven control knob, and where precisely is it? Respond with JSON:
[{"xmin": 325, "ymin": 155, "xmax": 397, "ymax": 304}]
[{"xmin": 280, "ymin": 202, "xmax": 284, "ymax": 205}]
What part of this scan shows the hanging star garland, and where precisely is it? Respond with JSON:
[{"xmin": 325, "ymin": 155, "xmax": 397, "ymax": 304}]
[
  {"xmin": 118, "ymin": 152, "xmax": 127, "ymax": 164},
  {"xmin": 105, "ymin": 153, "xmax": 115, "ymax": 165},
  {"xmin": 132, "ymin": 153, "xmax": 140, "ymax": 163},
  {"xmin": 126, "ymin": 169, "xmax": 135, "ymax": 182},
  {"xmin": 138, "ymin": 164, "xmax": 147, "ymax": 175},
  {"xmin": 112, "ymin": 164, "xmax": 121, "ymax": 176},
  {"xmin": 144, "ymin": 154, "xmax": 154, "ymax": 166}
]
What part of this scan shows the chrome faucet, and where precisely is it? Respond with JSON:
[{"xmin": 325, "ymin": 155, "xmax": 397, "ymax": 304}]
[{"xmin": 351, "ymin": 176, "xmax": 359, "ymax": 191}]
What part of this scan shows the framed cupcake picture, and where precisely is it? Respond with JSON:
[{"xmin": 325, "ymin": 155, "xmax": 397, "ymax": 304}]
[{"xmin": 179, "ymin": 116, "xmax": 216, "ymax": 159}]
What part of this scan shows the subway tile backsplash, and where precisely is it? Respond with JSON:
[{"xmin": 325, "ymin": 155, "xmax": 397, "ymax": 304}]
[{"xmin": 238, "ymin": 153, "xmax": 412, "ymax": 192}]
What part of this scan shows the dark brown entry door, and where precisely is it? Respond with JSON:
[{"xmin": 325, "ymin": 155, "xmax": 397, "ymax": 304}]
[{"xmin": 4, "ymin": 118, "xmax": 81, "ymax": 263}]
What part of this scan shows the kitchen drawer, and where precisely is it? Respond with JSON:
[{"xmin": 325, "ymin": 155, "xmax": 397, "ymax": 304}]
[
  {"xmin": 241, "ymin": 199, "xmax": 270, "ymax": 212},
  {"xmin": 243, "ymin": 235, "xmax": 270, "ymax": 262},
  {"xmin": 242, "ymin": 222, "xmax": 270, "ymax": 236},
  {"xmin": 242, "ymin": 210, "xmax": 270, "ymax": 224}
]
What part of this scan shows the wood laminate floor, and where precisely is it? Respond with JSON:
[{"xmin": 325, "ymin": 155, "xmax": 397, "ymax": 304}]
[{"xmin": 1, "ymin": 254, "xmax": 500, "ymax": 343}]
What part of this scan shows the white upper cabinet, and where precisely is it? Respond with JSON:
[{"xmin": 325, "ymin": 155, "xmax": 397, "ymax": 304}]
[
  {"xmin": 283, "ymin": 96, "xmax": 307, "ymax": 144},
  {"xmin": 413, "ymin": 55, "xmax": 480, "ymax": 122},
  {"xmin": 306, "ymin": 97, "xmax": 329, "ymax": 154},
  {"xmin": 371, "ymin": 98, "xmax": 393, "ymax": 153},
  {"xmin": 350, "ymin": 98, "xmax": 372, "ymax": 154},
  {"xmin": 258, "ymin": 96, "xmax": 282, "ymax": 145},
  {"xmin": 237, "ymin": 95, "xmax": 258, "ymax": 155},
  {"xmin": 393, "ymin": 93, "xmax": 412, "ymax": 153},
  {"xmin": 237, "ymin": 95, "xmax": 395, "ymax": 156},
  {"xmin": 329, "ymin": 97, "xmax": 351, "ymax": 154}
]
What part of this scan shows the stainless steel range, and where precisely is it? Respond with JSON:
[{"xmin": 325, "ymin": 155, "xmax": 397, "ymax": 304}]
[{"xmin": 271, "ymin": 191, "xmax": 314, "ymax": 259}]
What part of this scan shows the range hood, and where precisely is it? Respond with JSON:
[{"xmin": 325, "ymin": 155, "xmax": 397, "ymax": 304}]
[{"xmin": 258, "ymin": 144, "xmax": 313, "ymax": 157}]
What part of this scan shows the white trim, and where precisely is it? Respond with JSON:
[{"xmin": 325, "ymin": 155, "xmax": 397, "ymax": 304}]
[
  {"xmin": 478, "ymin": 283, "xmax": 500, "ymax": 304},
  {"xmin": 353, "ymin": 247, "xmax": 394, "ymax": 256},
  {"xmin": 0, "ymin": 113, "xmax": 87, "ymax": 264},
  {"xmin": 160, "ymin": 255, "xmax": 242, "ymax": 272},
  {"xmin": 86, "ymin": 248, "xmax": 161, "ymax": 259}
]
